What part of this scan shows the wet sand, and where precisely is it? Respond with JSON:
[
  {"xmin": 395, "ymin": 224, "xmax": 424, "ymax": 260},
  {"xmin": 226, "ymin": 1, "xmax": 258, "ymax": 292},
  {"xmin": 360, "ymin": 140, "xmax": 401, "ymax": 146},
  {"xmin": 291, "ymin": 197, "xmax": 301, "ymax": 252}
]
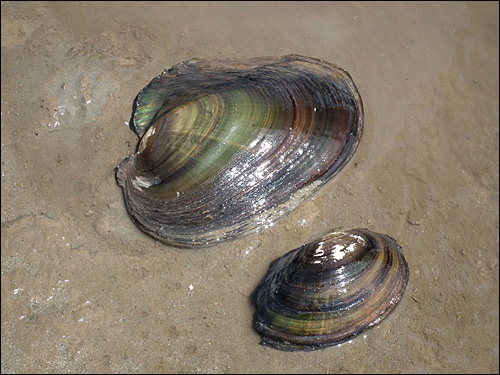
[{"xmin": 1, "ymin": 1, "xmax": 498, "ymax": 373}]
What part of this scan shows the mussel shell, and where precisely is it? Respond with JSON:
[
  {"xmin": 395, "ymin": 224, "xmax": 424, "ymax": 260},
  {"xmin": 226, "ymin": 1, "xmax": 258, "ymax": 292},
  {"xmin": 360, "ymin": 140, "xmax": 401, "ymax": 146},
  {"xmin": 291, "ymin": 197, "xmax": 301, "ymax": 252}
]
[
  {"xmin": 116, "ymin": 55, "xmax": 363, "ymax": 247},
  {"xmin": 252, "ymin": 229, "xmax": 409, "ymax": 351}
]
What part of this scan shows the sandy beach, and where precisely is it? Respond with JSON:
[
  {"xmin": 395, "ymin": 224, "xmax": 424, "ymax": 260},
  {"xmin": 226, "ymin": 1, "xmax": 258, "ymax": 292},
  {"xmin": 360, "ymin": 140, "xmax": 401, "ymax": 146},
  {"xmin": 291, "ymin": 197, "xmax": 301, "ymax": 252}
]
[{"xmin": 1, "ymin": 1, "xmax": 498, "ymax": 373}]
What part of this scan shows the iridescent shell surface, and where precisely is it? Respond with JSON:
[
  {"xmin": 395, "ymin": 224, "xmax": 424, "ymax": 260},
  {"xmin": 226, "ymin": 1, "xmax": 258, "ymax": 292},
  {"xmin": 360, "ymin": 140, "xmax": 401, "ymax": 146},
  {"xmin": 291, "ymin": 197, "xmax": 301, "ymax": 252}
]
[
  {"xmin": 116, "ymin": 55, "xmax": 364, "ymax": 247},
  {"xmin": 252, "ymin": 228, "xmax": 409, "ymax": 351}
]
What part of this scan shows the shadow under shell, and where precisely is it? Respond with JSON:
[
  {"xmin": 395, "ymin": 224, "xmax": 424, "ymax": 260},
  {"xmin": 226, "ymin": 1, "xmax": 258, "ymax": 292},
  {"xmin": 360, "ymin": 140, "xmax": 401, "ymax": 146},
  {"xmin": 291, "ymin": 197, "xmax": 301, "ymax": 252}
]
[{"xmin": 116, "ymin": 55, "xmax": 364, "ymax": 247}]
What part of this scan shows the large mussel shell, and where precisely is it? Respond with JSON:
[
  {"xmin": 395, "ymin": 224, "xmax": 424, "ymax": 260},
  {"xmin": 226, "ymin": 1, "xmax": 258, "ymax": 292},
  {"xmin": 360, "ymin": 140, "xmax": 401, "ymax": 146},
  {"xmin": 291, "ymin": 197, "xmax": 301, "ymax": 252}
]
[
  {"xmin": 252, "ymin": 228, "xmax": 409, "ymax": 351},
  {"xmin": 116, "ymin": 55, "xmax": 363, "ymax": 247}
]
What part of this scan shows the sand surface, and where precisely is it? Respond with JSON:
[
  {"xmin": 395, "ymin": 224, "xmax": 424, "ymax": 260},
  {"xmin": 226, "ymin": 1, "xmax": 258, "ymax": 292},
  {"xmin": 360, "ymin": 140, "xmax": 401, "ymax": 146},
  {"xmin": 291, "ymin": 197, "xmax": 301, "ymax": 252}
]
[{"xmin": 1, "ymin": 1, "xmax": 498, "ymax": 373}]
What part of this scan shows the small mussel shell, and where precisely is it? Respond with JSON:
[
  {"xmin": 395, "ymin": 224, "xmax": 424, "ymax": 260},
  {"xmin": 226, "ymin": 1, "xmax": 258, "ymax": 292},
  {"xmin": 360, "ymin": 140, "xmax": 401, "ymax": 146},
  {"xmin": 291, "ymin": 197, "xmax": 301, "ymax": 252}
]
[
  {"xmin": 116, "ymin": 55, "xmax": 363, "ymax": 247},
  {"xmin": 252, "ymin": 229, "xmax": 409, "ymax": 351}
]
